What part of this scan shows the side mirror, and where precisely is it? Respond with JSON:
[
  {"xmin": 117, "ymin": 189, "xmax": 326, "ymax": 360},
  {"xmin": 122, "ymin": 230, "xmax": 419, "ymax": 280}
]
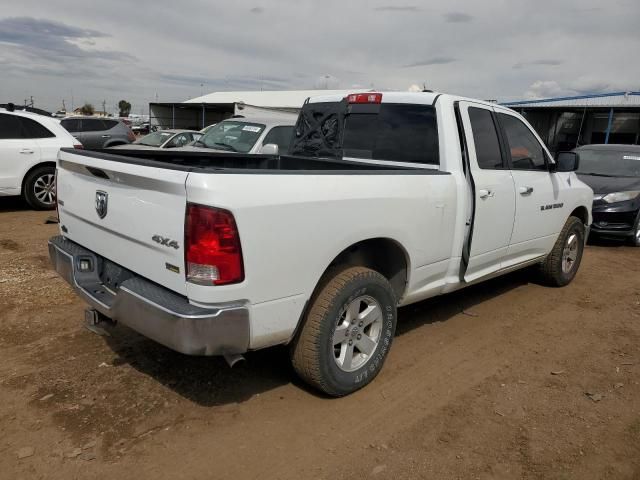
[
  {"xmin": 553, "ymin": 151, "xmax": 580, "ymax": 172},
  {"xmin": 260, "ymin": 143, "xmax": 279, "ymax": 155}
]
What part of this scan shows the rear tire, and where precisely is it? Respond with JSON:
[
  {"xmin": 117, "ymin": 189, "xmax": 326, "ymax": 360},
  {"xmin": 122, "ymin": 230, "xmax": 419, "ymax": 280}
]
[
  {"xmin": 290, "ymin": 266, "xmax": 397, "ymax": 397},
  {"xmin": 539, "ymin": 216, "xmax": 585, "ymax": 287},
  {"xmin": 23, "ymin": 166, "xmax": 56, "ymax": 210}
]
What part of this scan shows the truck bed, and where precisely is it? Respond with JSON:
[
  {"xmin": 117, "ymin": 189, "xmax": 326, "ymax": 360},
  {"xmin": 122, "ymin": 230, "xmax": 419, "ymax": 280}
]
[{"xmin": 68, "ymin": 148, "xmax": 447, "ymax": 174}]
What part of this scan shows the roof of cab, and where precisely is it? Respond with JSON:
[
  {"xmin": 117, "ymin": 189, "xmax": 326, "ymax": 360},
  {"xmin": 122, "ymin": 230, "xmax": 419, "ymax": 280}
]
[{"xmin": 306, "ymin": 91, "xmax": 505, "ymax": 110}]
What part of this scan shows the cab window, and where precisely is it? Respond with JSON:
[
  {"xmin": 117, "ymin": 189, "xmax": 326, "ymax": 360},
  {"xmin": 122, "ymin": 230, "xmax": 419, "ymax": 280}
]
[
  {"xmin": 468, "ymin": 107, "xmax": 504, "ymax": 169},
  {"xmin": 497, "ymin": 113, "xmax": 547, "ymax": 171},
  {"xmin": 262, "ymin": 126, "xmax": 294, "ymax": 154}
]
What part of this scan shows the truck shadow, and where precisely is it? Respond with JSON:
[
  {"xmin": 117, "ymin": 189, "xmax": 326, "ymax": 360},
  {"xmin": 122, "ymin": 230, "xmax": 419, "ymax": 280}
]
[
  {"xmin": 0, "ymin": 196, "xmax": 30, "ymax": 213},
  {"xmin": 101, "ymin": 268, "xmax": 531, "ymax": 407}
]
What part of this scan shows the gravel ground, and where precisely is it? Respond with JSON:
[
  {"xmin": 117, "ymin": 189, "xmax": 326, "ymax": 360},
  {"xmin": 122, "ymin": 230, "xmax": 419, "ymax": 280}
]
[{"xmin": 1, "ymin": 196, "xmax": 639, "ymax": 480}]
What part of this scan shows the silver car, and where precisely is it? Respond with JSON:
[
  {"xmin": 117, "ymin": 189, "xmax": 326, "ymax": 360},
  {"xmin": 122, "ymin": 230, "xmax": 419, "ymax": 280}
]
[
  {"xmin": 60, "ymin": 117, "xmax": 135, "ymax": 149},
  {"xmin": 184, "ymin": 115, "xmax": 297, "ymax": 155},
  {"xmin": 110, "ymin": 129, "xmax": 202, "ymax": 150}
]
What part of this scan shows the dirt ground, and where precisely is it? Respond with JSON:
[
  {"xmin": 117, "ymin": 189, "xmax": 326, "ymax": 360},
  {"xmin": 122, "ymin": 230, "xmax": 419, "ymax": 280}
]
[{"xmin": 1, "ymin": 196, "xmax": 639, "ymax": 480}]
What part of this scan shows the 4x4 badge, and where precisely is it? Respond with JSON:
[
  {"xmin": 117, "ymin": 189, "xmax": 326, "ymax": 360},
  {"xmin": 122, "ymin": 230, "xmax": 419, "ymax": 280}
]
[
  {"xmin": 95, "ymin": 191, "xmax": 108, "ymax": 219},
  {"xmin": 152, "ymin": 235, "xmax": 179, "ymax": 250}
]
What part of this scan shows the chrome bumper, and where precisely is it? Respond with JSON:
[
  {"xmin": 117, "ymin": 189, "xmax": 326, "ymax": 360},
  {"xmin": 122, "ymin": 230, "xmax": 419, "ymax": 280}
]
[{"xmin": 48, "ymin": 235, "xmax": 250, "ymax": 356}]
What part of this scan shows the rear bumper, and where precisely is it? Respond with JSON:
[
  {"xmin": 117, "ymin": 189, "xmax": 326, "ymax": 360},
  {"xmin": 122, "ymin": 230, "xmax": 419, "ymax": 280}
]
[{"xmin": 48, "ymin": 235, "xmax": 250, "ymax": 356}]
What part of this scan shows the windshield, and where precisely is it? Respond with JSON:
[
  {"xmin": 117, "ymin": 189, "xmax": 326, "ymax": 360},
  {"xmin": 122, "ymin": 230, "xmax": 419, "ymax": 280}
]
[
  {"xmin": 196, "ymin": 121, "xmax": 265, "ymax": 153},
  {"xmin": 136, "ymin": 131, "xmax": 173, "ymax": 147},
  {"xmin": 577, "ymin": 149, "xmax": 640, "ymax": 177}
]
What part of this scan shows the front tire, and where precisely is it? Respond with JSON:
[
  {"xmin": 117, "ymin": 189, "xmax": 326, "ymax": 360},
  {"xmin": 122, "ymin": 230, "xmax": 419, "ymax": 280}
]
[
  {"xmin": 539, "ymin": 216, "xmax": 585, "ymax": 286},
  {"xmin": 291, "ymin": 266, "xmax": 397, "ymax": 397},
  {"xmin": 628, "ymin": 212, "xmax": 640, "ymax": 247},
  {"xmin": 23, "ymin": 166, "xmax": 56, "ymax": 210}
]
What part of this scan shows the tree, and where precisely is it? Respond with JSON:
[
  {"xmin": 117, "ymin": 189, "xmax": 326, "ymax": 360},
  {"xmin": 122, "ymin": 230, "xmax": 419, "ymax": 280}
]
[
  {"xmin": 118, "ymin": 100, "xmax": 132, "ymax": 117},
  {"xmin": 80, "ymin": 103, "xmax": 94, "ymax": 115}
]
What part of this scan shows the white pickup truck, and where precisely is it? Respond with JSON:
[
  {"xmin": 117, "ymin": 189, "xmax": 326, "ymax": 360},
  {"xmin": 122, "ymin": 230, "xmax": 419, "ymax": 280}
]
[{"xmin": 49, "ymin": 91, "xmax": 592, "ymax": 396}]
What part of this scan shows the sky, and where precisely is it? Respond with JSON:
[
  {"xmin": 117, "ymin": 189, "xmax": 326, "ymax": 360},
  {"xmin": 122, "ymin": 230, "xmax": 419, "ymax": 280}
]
[{"xmin": 1, "ymin": 0, "xmax": 639, "ymax": 114}]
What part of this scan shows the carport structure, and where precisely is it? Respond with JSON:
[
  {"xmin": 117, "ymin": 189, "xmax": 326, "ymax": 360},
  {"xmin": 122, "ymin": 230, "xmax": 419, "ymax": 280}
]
[
  {"xmin": 149, "ymin": 89, "xmax": 370, "ymax": 130},
  {"xmin": 503, "ymin": 91, "xmax": 640, "ymax": 154}
]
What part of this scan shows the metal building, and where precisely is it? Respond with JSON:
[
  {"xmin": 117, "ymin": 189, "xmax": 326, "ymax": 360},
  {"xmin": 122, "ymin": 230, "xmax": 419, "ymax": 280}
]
[
  {"xmin": 149, "ymin": 89, "xmax": 371, "ymax": 130},
  {"xmin": 503, "ymin": 92, "xmax": 640, "ymax": 154}
]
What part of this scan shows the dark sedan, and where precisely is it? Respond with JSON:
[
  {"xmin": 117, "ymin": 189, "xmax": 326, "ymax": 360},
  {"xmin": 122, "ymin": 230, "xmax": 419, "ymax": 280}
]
[{"xmin": 575, "ymin": 144, "xmax": 640, "ymax": 246}]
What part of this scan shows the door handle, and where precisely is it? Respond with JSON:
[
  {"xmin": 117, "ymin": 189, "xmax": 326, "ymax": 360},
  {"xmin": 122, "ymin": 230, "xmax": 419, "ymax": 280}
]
[
  {"xmin": 519, "ymin": 186, "xmax": 534, "ymax": 195},
  {"xmin": 101, "ymin": 135, "xmax": 111, "ymax": 138},
  {"xmin": 478, "ymin": 189, "xmax": 494, "ymax": 199},
  {"xmin": 20, "ymin": 149, "xmax": 34, "ymax": 154}
]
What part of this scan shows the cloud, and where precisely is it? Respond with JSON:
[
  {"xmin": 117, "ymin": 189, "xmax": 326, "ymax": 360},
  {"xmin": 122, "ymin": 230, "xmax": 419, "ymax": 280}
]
[
  {"xmin": 523, "ymin": 78, "xmax": 621, "ymax": 100},
  {"xmin": 250, "ymin": 7, "xmax": 264, "ymax": 14},
  {"xmin": 514, "ymin": 59, "xmax": 563, "ymax": 69},
  {"xmin": 374, "ymin": 6, "xmax": 420, "ymax": 12},
  {"xmin": 403, "ymin": 57, "xmax": 456, "ymax": 68},
  {"xmin": 0, "ymin": 16, "xmax": 133, "ymax": 61},
  {"xmin": 443, "ymin": 12, "xmax": 473, "ymax": 23},
  {"xmin": 160, "ymin": 73, "xmax": 291, "ymax": 90}
]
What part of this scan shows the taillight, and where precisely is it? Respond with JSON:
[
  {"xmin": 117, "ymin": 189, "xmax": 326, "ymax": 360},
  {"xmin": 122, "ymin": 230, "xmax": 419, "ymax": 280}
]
[
  {"xmin": 74, "ymin": 143, "xmax": 84, "ymax": 149},
  {"xmin": 127, "ymin": 128, "xmax": 136, "ymax": 142},
  {"xmin": 185, "ymin": 204, "xmax": 244, "ymax": 285},
  {"xmin": 346, "ymin": 92, "xmax": 382, "ymax": 104}
]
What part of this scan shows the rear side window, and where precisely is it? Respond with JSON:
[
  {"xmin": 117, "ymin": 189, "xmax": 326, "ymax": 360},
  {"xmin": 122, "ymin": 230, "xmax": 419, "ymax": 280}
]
[
  {"xmin": 497, "ymin": 113, "xmax": 547, "ymax": 171},
  {"xmin": 81, "ymin": 119, "xmax": 107, "ymax": 132},
  {"xmin": 20, "ymin": 117, "xmax": 55, "ymax": 138},
  {"xmin": 343, "ymin": 104, "xmax": 439, "ymax": 164},
  {"xmin": 103, "ymin": 119, "xmax": 119, "ymax": 129},
  {"xmin": 61, "ymin": 118, "xmax": 81, "ymax": 132},
  {"xmin": 0, "ymin": 113, "xmax": 25, "ymax": 139},
  {"xmin": 468, "ymin": 107, "xmax": 504, "ymax": 169},
  {"xmin": 262, "ymin": 126, "xmax": 294, "ymax": 154},
  {"xmin": 0, "ymin": 113, "xmax": 54, "ymax": 139}
]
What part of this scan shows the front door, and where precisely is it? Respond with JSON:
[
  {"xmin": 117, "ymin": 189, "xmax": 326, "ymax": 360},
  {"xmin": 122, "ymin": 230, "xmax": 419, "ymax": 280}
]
[
  {"xmin": 495, "ymin": 110, "xmax": 566, "ymax": 266},
  {"xmin": 459, "ymin": 102, "xmax": 516, "ymax": 282}
]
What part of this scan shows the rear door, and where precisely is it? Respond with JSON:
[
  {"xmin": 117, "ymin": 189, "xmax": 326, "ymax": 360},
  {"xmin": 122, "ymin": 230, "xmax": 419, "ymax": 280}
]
[
  {"xmin": 495, "ymin": 111, "xmax": 566, "ymax": 264},
  {"xmin": 458, "ymin": 102, "xmax": 516, "ymax": 282},
  {"xmin": 81, "ymin": 118, "xmax": 108, "ymax": 149},
  {"xmin": 56, "ymin": 150, "xmax": 190, "ymax": 295},
  {"xmin": 0, "ymin": 113, "xmax": 42, "ymax": 192},
  {"xmin": 60, "ymin": 118, "xmax": 83, "ymax": 145}
]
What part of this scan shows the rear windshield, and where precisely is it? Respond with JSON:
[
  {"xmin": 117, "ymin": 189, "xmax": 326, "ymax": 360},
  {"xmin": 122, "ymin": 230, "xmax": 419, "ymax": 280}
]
[{"xmin": 291, "ymin": 101, "xmax": 439, "ymax": 165}]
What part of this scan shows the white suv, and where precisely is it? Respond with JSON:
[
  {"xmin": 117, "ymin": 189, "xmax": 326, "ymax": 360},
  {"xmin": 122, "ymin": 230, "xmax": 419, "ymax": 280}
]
[{"xmin": 0, "ymin": 108, "xmax": 81, "ymax": 209}]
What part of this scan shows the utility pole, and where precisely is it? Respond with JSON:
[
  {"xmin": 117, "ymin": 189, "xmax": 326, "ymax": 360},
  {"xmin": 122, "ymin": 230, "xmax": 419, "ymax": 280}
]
[
  {"xmin": 62, "ymin": 99, "xmax": 66, "ymax": 112},
  {"xmin": 29, "ymin": 96, "xmax": 34, "ymax": 107},
  {"xmin": 102, "ymin": 99, "xmax": 106, "ymax": 116}
]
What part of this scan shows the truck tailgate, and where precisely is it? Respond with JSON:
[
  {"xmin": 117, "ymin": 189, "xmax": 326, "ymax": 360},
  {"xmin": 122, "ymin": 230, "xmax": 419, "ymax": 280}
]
[{"xmin": 56, "ymin": 150, "xmax": 189, "ymax": 295}]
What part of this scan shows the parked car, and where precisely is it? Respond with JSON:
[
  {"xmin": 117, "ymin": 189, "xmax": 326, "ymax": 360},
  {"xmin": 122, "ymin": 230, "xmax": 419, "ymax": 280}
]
[
  {"xmin": 0, "ymin": 107, "xmax": 81, "ymax": 209},
  {"xmin": 49, "ymin": 91, "xmax": 592, "ymax": 396},
  {"xmin": 60, "ymin": 117, "xmax": 135, "ymax": 149},
  {"xmin": 200, "ymin": 123, "xmax": 217, "ymax": 135},
  {"xmin": 572, "ymin": 144, "xmax": 640, "ymax": 246},
  {"xmin": 110, "ymin": 129, "xmax": 202, "ymax": 150},
  {"xmin": 185, "ymin": 115, "xmax": 296, "ymax": 155}
]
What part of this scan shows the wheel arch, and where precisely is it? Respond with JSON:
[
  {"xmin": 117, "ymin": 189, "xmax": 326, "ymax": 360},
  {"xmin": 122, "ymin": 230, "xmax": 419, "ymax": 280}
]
[
  {"xmin": 21, "ymin": 161, "xmax": 56, "ymax": 194},
  {"xmin": 570, "ymin": 205, "xmax": 589, "ymax": 226},
  {"xmin": 104, "ymin": 141, "xmax": 127, "ymax": 148},
  {"xmin": 317, "ymin": 237, "xmax": 410, "ymax": 302}
]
